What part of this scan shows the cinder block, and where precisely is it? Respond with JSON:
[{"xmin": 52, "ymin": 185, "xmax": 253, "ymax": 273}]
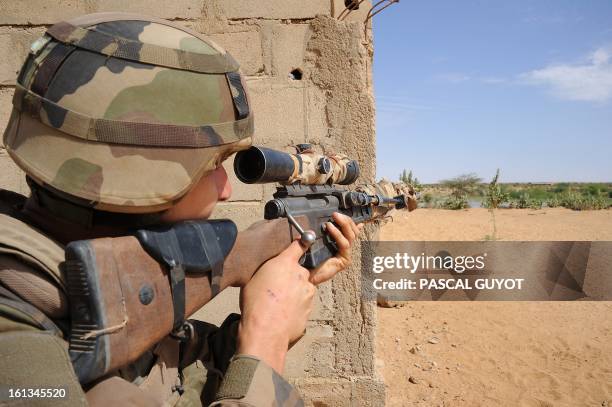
[
  {"xmin": 210, "ymin": 30, "xmax": 264, "ymax": 76},
  {"xmin": 95, "ymin": 0, "xmax": 202, "ymax": 20},
  {"xmin": 222, "ymin": 155, "xmax": 263, "ymax": 202},
  {"xmin": 246, "ymin": 78, "xmax": 306, "ymax": 145},
  {"xmin": 0, "ymin": 1, "xmax": 90, "ymax": 25},
  {"xmin": 270, "ymin": 23, "xmax": 310, "ymax": 78},
  {"xmin": 294, "ymin": 378, "xmax": 353, "ymax": 406},
  {"xmin": 0, "ymin": 1, "xmax": 202, "ymax": 25},
  {"xmin": 0, "ymin": 27, "xmax": 46, "ymax": 86},
  {"xmin": 350, "ymin": 376, "xmax": 385, "ymax": 407},
  {"xmin": 285, "ymin": 323, "xmax": 334, "ymax": 377},
  {"xmin": 310, "ymin": 283, "xmax": 333, "ymax": 321},
  {"xmin": 305, "ymin": 86, "xmax": 329, "ymax": 145},
  {"xmin": 218, "ymin": 0, "xmax": 330, "ymax": 20},
  {"xmin": 0, "ymin": 87, "xmax": 14, "ymax": 130},
  {"xmin": 295, "ymin": 377, "xmax": 385, "ymax": 406}
]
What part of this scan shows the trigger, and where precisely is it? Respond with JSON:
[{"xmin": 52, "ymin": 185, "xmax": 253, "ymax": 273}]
[{"xmin": 321, "ymin": 222, "xmax": 339, "ymax": 254}]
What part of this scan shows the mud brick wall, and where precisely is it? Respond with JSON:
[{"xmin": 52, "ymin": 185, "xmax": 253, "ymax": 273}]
[{"xmin": 0, "ymin": 1, "xmax": 382, "ymax": 405}]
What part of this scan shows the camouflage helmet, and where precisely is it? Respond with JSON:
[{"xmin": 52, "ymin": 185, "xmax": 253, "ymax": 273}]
[{"xmin": 3, "ymin": 12, "xmax": 253, "ymax": 213}]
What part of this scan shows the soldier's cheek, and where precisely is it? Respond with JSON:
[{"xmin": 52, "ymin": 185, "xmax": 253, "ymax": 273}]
[{"xmin": 214, "ymin": 166, "xmax": 232, "ymax": 202}]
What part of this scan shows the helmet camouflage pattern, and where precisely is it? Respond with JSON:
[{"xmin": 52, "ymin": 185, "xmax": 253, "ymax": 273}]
[{"xmin": 3, "ymin": 12, "xmax": 253, "ymax": 213}]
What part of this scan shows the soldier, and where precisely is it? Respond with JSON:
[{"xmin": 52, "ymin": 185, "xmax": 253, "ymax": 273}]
[{"xmin": 0, "ymin": 13, "xmax": 361, "ymax": 406}]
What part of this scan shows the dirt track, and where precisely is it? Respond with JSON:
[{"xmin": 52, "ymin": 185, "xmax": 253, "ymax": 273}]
[{"xmin": 376, "ymin": 208, "xmax": 612, "ymax": 406}]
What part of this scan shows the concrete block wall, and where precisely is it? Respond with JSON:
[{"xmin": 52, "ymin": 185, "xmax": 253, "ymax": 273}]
[{"xmin": 0, "ymin": 1, "xmax": 382, "ymax": 405}]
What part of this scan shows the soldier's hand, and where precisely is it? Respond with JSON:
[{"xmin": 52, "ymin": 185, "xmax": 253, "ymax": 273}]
[
  {"xmin": 309, "ymin": 212, "xmax": 363, "ymax": 286},
  {"xmin": 237, "ymin": 240, "xmax": 315, "ymax": 373}
]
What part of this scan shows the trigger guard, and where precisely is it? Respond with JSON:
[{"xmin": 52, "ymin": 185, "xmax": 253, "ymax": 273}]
[{"xmin": 322, "ymin": 222, "xmax": 339, "ymax": 254}]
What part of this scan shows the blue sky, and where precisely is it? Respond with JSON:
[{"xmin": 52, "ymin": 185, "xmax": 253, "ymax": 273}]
[{"xmin": 372, "ymin": 1, "xmax": 612, "ymax": 183}]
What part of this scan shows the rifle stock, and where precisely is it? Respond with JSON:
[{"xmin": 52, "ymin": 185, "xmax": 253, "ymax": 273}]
[{"xmin": 65, "ymin": 218, "xmax": 294, "ymax": 384}]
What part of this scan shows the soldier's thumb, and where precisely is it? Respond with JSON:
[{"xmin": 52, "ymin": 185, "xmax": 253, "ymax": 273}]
[{"xmin": 284, "ymin": 239, "xmax": 308, "ymax": 261}]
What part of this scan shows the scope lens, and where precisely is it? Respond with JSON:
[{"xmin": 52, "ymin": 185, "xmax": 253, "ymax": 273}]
[
  {"xmin": 234, "ymin": 146, "xmax": 296, "ymax": 184},
  {"xmin": 234, "ymin": 148, "xmax": 266, "ymax": 183}
]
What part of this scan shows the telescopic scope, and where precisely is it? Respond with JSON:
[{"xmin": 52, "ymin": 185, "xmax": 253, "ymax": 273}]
[{"xmin": 234, "ymin": 145, "xmax": 360, "ymax": 185}]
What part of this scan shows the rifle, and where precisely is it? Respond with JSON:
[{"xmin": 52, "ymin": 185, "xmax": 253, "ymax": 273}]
[{"xmin": 65, "ymin": 144, "xmax": 413, "ymax": 384}]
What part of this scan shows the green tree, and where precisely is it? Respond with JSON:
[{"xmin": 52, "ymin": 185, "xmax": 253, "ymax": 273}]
[
  {"xmin": 399, "ymin": 169, "xmax": 421, "ymax": 191},
  {"xmin": 440, "ymin": 173, "xmax": 482, "ymax": 198}
]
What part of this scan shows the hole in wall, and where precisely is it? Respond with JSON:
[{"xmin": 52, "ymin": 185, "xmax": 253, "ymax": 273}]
[{"xmin": 289, "ymin": 68, "xmax": 303, "ymax": 80}]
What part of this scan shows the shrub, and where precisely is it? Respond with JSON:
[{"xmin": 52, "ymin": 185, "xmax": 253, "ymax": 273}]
[
  {"xmin": 528, "ymin": 199, "xmax": 543, "ymax": 210},
  {"xmin": 509, "ymin": 193, "xmax": 542, "ymax": 209},
  {"xmin": 583, "ymin": 184, "xmax": 603, "ymax": 197},
  {"xmin": 546, "ymin": 197, "xmax": 562, "ymax": 208},
  {"xmin": 439, "ymin": 195, "xmax": 469, "ymax": 210},
  {"xmin": 560, "ymin": 193, "xmax": 608, "ymax": 210},
  {"xmin": 482, "ymin": 169, "xmax": 509, "ymax": 209},
  {"xmin": 508, "ymin": 190, "xmax": 522, "ymax": 199},
  {"xmin": 553, "ymin": 183, "xmax": 570, "ymax": 193}
]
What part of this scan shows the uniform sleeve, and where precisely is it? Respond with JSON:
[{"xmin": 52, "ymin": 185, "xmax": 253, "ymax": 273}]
[
  {"xmin": 180, "ymin": 314, "xmax": 304, "ymax": 407},
  {"xmin": 211, "ymin": 355, "xmax": 303, "ymax": 407},
  {"xmin": 0, "ymin": 329, "xmax": 88, "ymax": 406}
]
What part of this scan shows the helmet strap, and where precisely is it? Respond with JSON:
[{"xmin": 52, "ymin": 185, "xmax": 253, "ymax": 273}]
[{"xmin": 24, "ymin": 176, "xmax": 163, "ymax": 240}]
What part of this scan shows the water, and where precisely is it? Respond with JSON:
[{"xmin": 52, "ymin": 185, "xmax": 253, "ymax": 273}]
[{"xmin": 468, "ymin": 200, "xmax": 483, "ymax": 208}]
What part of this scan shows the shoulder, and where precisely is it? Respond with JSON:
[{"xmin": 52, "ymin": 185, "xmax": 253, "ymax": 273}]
[{"xmin": 0, "ymin": 189, "xmax": 69, "ymax": 321}]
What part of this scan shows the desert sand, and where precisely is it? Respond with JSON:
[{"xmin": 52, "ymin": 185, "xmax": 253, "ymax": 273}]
[
  {"xmin": 379, "ymin": 208, "xmax": 612, "ymax": 241},
  {"xmin": 377, "ymin": 208, "xmax": 612, "ymax": 406}
]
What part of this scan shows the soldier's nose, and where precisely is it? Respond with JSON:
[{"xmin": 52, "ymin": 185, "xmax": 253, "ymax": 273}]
[{"xmin": 214, "ymin": 166, "xmax": 232, "ymax": 201}]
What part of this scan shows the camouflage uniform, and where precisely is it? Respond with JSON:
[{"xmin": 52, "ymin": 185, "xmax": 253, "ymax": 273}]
[{"xmin": 1, "ymin": 13, "xmax": 302, "ymax": 406}]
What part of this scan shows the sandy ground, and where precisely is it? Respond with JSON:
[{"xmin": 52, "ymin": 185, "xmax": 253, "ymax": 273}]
[
  {"xmin": 379, "ymin": 208, "xmax": 612, "ymax": 241},
  {"xmin": 376, "ymin": 208, "xmax": 612, "ymax": 406}
]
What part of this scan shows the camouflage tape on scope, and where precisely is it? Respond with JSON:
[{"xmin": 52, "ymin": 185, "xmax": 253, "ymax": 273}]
[
  {"xmin": 234, "ymin": 146, "xmax": 359, "ymax": 185},
  {"xmin": 357, "ymin": 180, "xmax": 419, "ymax": 212},
  {"xmin": 287, "ymin": 151, "xmax": 359, "ymax": 185}
]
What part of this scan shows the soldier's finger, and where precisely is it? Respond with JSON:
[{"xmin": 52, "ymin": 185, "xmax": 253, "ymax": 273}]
[
  {"xmin": 283, "ymin": 239, "xmax": 308, "ymax": 262},
  {"xmin": 326, "ymin": 222, "xmax": 350, "ymax": 252},
  {"xmin": 348, "ymin": 218, "xmax": 360, "ymax": 238},
  {"xmin": 331, "ymin": 212, "xmax": 356, "ymax": 243}
]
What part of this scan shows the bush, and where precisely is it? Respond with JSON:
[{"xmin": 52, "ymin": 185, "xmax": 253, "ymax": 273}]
[
  {"xmin": 508, "ymin": 190, "xmax": 521, "ymax": 199},
  {"xmin": 553, "ymin": 183, "xmax": 570, "ymax": 193},
  {"xmin": 560, "ymin": 193, "xmax": 608, "ymax": 210},
  {"xmin": 509, "ymin": 193, "xmax": 542, "ymax": 209},
  {"xmin": 422, "ymin": 193, "xmax": 433, "ymax": 207},
  {"xmin": 439, "ymin": 195, "xmax": 469, "ymax": 210},
  {"xmin": 545, "ymin": 197, "xmax": 562, "ymax": 208},
  {"xmin": 528, "ymin": 199, "xmax": 543, "ymax": 209},
  {"xmin": 583, "ymin": 184, "xmax": 604, "ymax": 197}
]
